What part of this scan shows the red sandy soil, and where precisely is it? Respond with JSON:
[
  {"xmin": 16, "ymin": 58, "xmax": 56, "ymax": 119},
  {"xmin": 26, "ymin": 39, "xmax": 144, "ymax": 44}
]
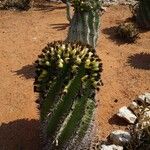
[{"xmin": 0, "ymin": 2, "xmax": 150, "ymax": 150}]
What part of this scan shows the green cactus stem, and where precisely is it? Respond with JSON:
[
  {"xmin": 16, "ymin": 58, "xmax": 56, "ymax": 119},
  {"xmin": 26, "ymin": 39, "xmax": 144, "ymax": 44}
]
[
  {"xmin": 66, "ymin": 0, "xmax": 72, "ymax": 22},
  {"xmin": 66, "ymin": 0, "xmax": 102, "ymax": 48},
  {"xmin": 34, "ymin": 41, "xmax": 102, "ymax": 149},
  {"xmin": 61, "ymin": 0, "xmax": 72, "ymax": 22}
]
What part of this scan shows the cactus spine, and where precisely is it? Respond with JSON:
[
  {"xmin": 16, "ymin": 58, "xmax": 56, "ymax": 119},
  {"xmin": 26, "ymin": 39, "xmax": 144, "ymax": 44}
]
[
  {"xmin": 135, "ymin": 0, "xmax": 150, "ymax": 29},
  {"xmin": 34, "ymin": 41, "xmax": 102, "ymax": 149},
  {"xmin": 66, "ymin": 0, "xmax": 102, "ymax": 48}
]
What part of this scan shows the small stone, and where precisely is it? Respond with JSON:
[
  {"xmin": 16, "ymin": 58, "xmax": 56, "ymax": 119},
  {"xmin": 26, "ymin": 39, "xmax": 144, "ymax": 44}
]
[
  {"xmin": 114, "ymin": 99, "xmax": 118, "ymax": 103},
  {"xmin": 32, "ymin": 37, "xmax": 37, "ymax": 41},
  {"xmin": 137, "ymin": 92, "xmax": 150, "ymax": 104},
  {"xmin": 128, "ymin": 101, "xmax": 140, "ymax": 115},
  {"xmin": 129, "ymin": 101, "xmax": 138, "ymax": 109},
  {"xmin": 101, "ymin": 144, "xmax": 123, "ymax": 150},
  {"xmin": 101, "ymin": 6, "xmax": 107, "ymax": 12},
  {"xmin": 117, "ymin": 106, "xmax": 137, "ymax": 124},
  {"xmin": 109, "ymin": 130, "xmax": 131, "ymax": 146}
]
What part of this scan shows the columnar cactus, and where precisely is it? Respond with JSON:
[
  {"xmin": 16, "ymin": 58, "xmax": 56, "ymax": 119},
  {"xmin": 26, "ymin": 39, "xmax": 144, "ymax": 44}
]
[
  {"xmin": 34, "ymin": 41, "xmax": 102, "ymax": 149},
  {"xmin": 66, "ymin": 0, "xmax": 102, "ymax": 48},
  {"xmin": 34, "ymin": 1, "xmax": 102, "ymax": 149},
  {"xmin": 134, "ymin": 0, "xmax": 150, "ymax": 29}
]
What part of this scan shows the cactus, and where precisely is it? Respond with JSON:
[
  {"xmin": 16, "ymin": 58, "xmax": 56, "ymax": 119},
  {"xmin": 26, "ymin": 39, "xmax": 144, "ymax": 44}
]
[
  {"xmin": 34, "ymin": 41, "xmax": 102, "ymax": 149},
  {"xmin": 60, "ymin": 0, "xmax": 72, "ymax": 22},
  {"xmin": 64, "ymin": 0, "xmax": 72, "ymax": 22},
  {"xmin": 66, "ymin": 0, "xmax": 102, "ymax": 48},
  {"xmin": 133, "ymin": 0, "xmax": 150, "ymax": 29},
  {"xmin": 34, "ymin": 1, "xmax": 102, "ymax": 149}
]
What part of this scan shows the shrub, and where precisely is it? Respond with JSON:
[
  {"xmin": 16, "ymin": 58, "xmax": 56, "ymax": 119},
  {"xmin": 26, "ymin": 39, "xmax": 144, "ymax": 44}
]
[
  {"xmin": 1, "ymin": 0, "xmax": 31, "ymax": 10},
  {"xmin": 117, "ymin": 22, "xmax": 139, "ymax": 43}
]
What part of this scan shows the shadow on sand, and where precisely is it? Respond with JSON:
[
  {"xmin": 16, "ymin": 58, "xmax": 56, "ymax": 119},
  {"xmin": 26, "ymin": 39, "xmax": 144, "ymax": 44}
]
[
  {"xmin": 0, "ymin": 119, "xmax": 40, "ymax": 150},
  {"xmin": 102, "ymin": 26, "xmax": 129, "ymax": 46},
  {"xmin": 50, "ymin": 23, "xmax": 69, "ymax": 31},
  {"xmin": 108, "ymin": 114, "xmax": 129, "ymax": 126},
  {"xmin": 127, "ymin": 52, "xmax": 150, "ymax": 70},
  {"xmin": 13, "ymin": 64, "xmax": 35, "ymax": 79},
  {"xmin": 33, "ymin": 2, "xmax": 66, "ymax": 11}
]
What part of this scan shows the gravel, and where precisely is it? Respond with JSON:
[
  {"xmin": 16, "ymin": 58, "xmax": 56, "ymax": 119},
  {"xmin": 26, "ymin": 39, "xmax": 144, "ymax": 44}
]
[{"xmin": 102, "ymin": 0, "xmax": 138, "ymax": 6}]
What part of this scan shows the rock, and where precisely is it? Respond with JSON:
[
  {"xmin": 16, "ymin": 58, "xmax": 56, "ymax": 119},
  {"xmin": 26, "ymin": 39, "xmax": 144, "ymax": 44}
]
[
  {"xmin": 117, "ymin": 106, "xmax": 137, "ymax": 124},
  {"xmin": 101, "ymin": 144, "xmax": 123, "ymax": 150},
  {"xmin": 109, "ymin": 130, "xmax": 131, "ymax": 146},
  {"xmin": 129, "ymin": 101, "xmax": 140, "ymax": 115},
  {"xmin": 138, "ymin": 92, "xmax": 150, "ymax": 105},
  {"xmin": 101, "ymin": 6, "xmax": 107, "ymax": 12}
]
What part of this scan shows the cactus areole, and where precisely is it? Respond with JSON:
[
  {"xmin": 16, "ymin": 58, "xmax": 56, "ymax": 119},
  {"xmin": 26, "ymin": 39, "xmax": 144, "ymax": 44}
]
[
  {"xmin": 34, "ymin": 41, "xmax": 102, "ymax": 149},
  {"xmin": 67, "ymin": 0, "xmax": 102, "ymax": 48}
]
